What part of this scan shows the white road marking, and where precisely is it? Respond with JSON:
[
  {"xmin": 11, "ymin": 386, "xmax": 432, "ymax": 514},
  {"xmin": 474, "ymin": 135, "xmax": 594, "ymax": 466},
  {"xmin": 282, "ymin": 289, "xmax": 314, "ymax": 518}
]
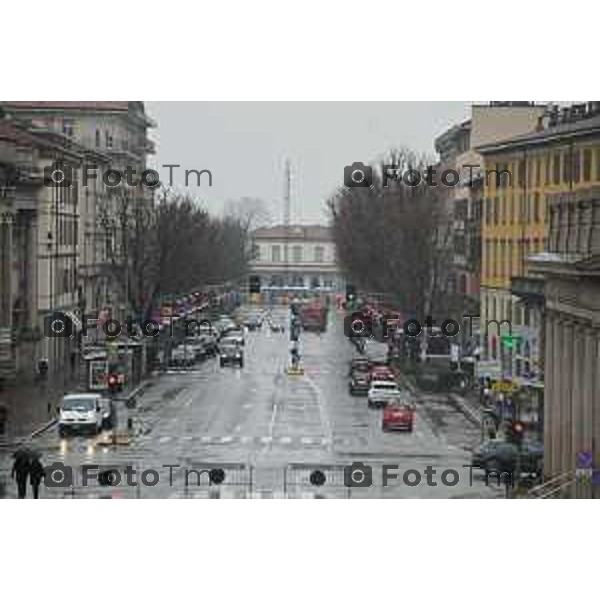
[
  {"xmin": 200, "ymin": 436, "xmax": 212, "ymax": 443},
  {"xmin": 240, "ymin": 436, "xmax": 251, "ymax": 444},
  {"xmin": 243, "ymin": 404, "xmax": 253, "ymax": 410},
  {"xmin": 234, "ymin": 425, "xmax": 241, "ymax": 432},
  {"xmin": 304, "ymin": 374, "xmax": 333, "ymax": 444},
  {"xmin": 183, "ymin": 436, "xmax": 193, "ymax": 441},
  {"xmin": 301, "ymin": 437, "xmax": 313, "ymax": 444},
  {"xmin": 159, "ymin": 436, "xmax": 172, "ymax": 444},
  {"xmin": 260, "ymin": 436, "xmax": 272, "ymax": 444},
  {"xmin": 221, "ymin": 436, "xmax": 233, "ymax": 443},
  {"xmin": 268, "ymin": 402, "xmax": 278, "ymax": 438},
  {"xmin": 280, "ymin": 436, "xmax": 292, "ymax": 444}
]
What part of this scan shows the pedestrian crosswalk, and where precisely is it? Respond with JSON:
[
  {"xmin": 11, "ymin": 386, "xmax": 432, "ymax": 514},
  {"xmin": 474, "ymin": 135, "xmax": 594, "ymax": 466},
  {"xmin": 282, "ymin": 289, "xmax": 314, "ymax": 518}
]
[{"xmin": 137, "ymin": 429, "xmax": 433, "ymax": 448}]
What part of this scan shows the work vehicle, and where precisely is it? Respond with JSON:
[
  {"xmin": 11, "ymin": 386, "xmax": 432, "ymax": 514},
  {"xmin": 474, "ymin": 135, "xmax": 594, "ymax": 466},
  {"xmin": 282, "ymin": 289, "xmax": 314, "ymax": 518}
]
[{"xmin": 58, "ymin": 393, "xmax": 104, "ymax": 437}]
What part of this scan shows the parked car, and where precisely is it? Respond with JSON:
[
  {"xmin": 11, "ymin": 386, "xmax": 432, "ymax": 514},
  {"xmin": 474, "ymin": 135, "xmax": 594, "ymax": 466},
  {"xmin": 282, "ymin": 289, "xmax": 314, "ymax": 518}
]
[
  {"xmin": 170, "ymin": 345, "xmax": 196, "ymax": 367},
  {"xmin": 223, "ymin": 327, "xmax": 245, "ymax": 347},
  {"xmin": 367, "ymin": 380, "xmax": 401, "ymax": 408},
  {"xmin": 219, "ymin": 340, "xmax": 244, "ymax": 367},
  {"xmin": 349, "ymin": 371, "xmax": 370, "ymax": 395},
  {"xmin": 348, "ymin": 358, "xmax": 371, "ymax": 377},
  {"xmin": 382, "ymin": 396, "xmax": 416, "ymax": 432},
  {"xmin": 370, "ymin": 365, "xmax": 395, "ymax": 382},
  {"xmin": 471, "ymin": 439, "xmax": 543, "ymax": 476},
  {"xmin": 58, "ymin": 393, "xmax": 104, "ymax": 437},
  {"xmin": 243, "ymin": 314, "xmax": 263, "ymax": 330}
]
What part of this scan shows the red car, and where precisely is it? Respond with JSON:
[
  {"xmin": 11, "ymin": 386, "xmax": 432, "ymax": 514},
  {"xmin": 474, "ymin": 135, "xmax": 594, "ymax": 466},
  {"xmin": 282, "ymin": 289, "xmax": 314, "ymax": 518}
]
[
  {"xmin": 382, "ymin": 401, "xmax": 415, "ymax": 432},
  {"xmin": 370, "ymin": 365, "xmax": 395, "ymax": 382}
]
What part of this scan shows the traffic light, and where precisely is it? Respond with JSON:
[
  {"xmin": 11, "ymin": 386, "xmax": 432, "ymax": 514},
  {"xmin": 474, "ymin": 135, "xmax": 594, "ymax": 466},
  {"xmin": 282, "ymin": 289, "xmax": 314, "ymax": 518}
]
[
  {"xmin": 249, "ymin": 275, "xmax": 261, "ymax": 294},
  {"xmin": 107, "ymin": 373, "xmax": 120, "ymax": 396},
  {"xmin": 501, "ymin": 334, "xmax": 522, "ymax": 350},
  {"xmin": 508, "ymin": 420, "xmax": 525, "ymax": 445},
  {"xmin": 345, "ymin": 283, "xmax": 356, "ymax": 303}
]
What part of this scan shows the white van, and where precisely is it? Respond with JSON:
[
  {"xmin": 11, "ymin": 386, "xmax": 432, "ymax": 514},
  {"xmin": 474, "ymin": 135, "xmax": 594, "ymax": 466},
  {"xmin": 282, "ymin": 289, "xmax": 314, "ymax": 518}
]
[{"xmin": 58, "ymin": 393, "xmax": 104, "ymax": 437}]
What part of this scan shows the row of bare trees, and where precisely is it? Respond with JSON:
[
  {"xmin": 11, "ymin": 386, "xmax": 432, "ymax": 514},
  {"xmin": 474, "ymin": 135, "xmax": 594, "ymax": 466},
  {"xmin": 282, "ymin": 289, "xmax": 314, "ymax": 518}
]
[
  {"xmin": 98, "ymin": 188, "xmax": 257, "ymax": 321},
  {"xmin": 328, "ymin": 148, "xmax": 458, "ymax": 320}
]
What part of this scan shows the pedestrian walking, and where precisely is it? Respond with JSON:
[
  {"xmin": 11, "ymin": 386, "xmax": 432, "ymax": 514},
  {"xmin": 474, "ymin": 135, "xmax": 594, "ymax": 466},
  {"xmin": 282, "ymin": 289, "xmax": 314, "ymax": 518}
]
[
  {"xmin": 29, "ymin": 457, "xmax": 45, "ymax": 499},
  {"xmin": 11, "ymin": 449, "xmax": 30, "ymax": 499}
]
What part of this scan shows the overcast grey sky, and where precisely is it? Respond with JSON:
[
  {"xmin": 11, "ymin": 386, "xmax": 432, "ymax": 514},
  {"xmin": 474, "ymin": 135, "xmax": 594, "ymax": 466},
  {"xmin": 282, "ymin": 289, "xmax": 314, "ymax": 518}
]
[{"xmin": 146, "ymin": 102, "xmax": 470, "ymax": 224}]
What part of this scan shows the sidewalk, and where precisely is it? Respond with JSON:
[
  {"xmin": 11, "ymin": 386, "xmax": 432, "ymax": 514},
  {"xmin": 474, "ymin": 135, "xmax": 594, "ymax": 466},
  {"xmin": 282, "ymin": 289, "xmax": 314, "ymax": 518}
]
[
  {"xmin": 0, "ymin": 376, "xmax": 154, "ymax": 447},
  {"xmin": 0, "ymin": 377, "xmax": 74, "ymax": 444}
]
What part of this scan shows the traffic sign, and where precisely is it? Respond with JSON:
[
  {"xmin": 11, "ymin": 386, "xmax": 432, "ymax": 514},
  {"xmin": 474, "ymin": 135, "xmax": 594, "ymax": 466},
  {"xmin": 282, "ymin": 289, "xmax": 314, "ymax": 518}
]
[{"xmin": 491, "ymin": 380, "xmax": 518, "ymax": 393}]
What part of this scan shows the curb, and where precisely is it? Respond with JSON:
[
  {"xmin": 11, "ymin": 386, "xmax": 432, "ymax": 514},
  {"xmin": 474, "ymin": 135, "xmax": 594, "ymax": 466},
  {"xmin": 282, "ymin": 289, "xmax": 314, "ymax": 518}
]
[
  {"xmin": 0, "ymin": 378, "xmax": 154, "ymax": 449},
  {"xmin": 450, "ymin": 393, "xmax": 483, "ymax": 426},
  {"xmin": 29, "ymin": 419, "xmax": 58, "ymax": 439}
]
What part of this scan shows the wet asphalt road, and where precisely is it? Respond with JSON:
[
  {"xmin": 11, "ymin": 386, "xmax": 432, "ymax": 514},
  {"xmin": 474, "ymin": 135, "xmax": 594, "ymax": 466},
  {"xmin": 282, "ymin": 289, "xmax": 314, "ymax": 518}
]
[{"xmin": 1, "ymin": 308, "xmax": 505, "ymax": 499}]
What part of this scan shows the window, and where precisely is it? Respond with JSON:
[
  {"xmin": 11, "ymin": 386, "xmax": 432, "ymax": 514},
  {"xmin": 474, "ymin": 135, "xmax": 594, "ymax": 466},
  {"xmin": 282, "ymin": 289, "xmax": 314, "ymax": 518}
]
[
  {"xmin": 553, "ymin": 153, "xmax": 561, "ymax": 184},
  {"xmin": 545, "ymin": 155, "xmax": 551, "ymax": 184},
  {"xmin": 314, "ymin": 245, "xmax": 324, "ymax": 262},
  {"xmin": 105, "ymin": 130, "xmax": 113, "ymax": 149},
  {"xmin": 533, "ymin": 193, "xmax": 540, "ymax": 223},
  {"xmin": 563, "ymin": 152, "xmax": 571, "ymax": 183},
  {"xmin": 95, "ymin": 129, "xmax": 101, "ymax": 148},
  {"xmin": 271, "ymin": 245, "xmax": 281, "ymax": 262},
  {"xmin": 583, "ymin": 148, "xmax": 592, "ymax": 181},
  {"xmin": 595, "ymin": 148, "xmax": 600, "ymax": 181},
  {"xmin": 518, "ymin": 159, "xmax": 526, "ymax": 187},
  {"xmin": 535, "ymin": 158, "xmax": 541, "ymax": 187},
  {"xmin": 572, "ymin": 149, "xmax": 581, "ymax": 183},
  {"xmin": 493, "ymin": 197, "xmax": 499, "ymax": 225},
  {"xmin": 251, "ymin": 243, "xmax": 260, "ymax": 260},
  {"xmin": 62, "ymin": 119, "xmax": 74, "ymax": 137},
  {"xmin": 292, "ymin": 245, "xmax": 302, "ymax": 263}
]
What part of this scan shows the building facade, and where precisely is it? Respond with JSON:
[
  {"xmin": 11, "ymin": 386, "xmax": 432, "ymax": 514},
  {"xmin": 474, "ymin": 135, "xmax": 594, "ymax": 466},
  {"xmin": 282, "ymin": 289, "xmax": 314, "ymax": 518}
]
[
  {"xmin": 435, "ymin": 103, "xmax": 546, "ymax": 351},
  {"xmin": 518, "ymin": 106, "xmax": 600, "ymax": 493},
  {"xmin": 0, "ymin": 102, "xmax": 154, "ymax": 386},
  {"xmin": 249, "ymin": 225, "xmax": 344, "ymax": 296}
]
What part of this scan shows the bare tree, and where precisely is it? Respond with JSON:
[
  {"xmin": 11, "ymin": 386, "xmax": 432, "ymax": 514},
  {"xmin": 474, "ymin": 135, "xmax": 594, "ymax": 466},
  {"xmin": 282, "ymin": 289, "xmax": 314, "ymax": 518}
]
[
  {"xmin": 328, "ymin": 148, "xmax": 455, "ymax": 320},
  {"xmin": 97, "ymin": 187, "xmax": 251, "ymax": 321},
  {"xmin": 223, "ymin": 197, "xmax": 272, "ymax": 232}
]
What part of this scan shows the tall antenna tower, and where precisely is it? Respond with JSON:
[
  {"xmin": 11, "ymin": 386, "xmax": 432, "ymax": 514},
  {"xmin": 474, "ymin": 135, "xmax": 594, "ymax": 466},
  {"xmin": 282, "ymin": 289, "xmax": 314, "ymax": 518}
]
[{"xmin": 283, "ymin": 159, "xmax": 291, "ymax": 286}]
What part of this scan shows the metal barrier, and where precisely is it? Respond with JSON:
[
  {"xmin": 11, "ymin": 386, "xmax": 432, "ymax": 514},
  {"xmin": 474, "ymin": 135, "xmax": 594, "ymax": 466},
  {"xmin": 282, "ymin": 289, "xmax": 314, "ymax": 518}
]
[
  {"xmin": 178, "ymin": 461, "xmax": 254, "ymax": 498},
  {"xmin": 283, "ymin": 463, "xmax": 352, "ymax": 498},
  {"xmin": 526, "ymin": 471, "xmax": 576, "ymax": 499}
]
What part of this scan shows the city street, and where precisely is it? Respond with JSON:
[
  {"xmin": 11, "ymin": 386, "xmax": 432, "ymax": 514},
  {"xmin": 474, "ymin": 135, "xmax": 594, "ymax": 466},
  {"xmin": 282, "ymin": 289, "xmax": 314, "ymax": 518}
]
[{"xmin": 1, "ymin": 308, "xmax": 504, "ymax": 499}]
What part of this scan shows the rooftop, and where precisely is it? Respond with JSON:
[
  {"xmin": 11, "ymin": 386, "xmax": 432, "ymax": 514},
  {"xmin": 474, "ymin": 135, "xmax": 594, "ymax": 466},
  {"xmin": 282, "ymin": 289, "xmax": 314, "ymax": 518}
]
[
  {"xmin": 477, "ymin": 103, "xmax": 600, "ymax": 154},
  {"xmin": 252, "ymin": 224, "xmax": 332, "ymax": 242}
]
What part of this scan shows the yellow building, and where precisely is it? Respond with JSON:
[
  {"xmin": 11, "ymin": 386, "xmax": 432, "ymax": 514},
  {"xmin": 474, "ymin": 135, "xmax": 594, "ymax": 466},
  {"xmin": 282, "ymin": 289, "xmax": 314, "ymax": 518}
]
[{"xmin": 478, "ymin": 103, "xmax": 600, "ymax": 384}]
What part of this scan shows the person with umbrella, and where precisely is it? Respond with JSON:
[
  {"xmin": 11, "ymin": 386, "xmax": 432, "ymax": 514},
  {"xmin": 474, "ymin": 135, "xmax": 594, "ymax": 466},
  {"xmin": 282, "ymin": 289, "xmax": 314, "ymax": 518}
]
[
  {"xmin": 29, "ymin": 452, "xmax": 45, "ymax": 499},
  {"xmin": 11, "ymin": 447, "xmax": 31, "ymax": 499}
]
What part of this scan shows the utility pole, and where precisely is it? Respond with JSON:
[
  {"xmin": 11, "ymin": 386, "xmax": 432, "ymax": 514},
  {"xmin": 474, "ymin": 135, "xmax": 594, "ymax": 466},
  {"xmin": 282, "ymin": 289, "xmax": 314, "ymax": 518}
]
[{"xmin": 283, "ymin": 159, "xmax": 291, "ymax": 291}]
